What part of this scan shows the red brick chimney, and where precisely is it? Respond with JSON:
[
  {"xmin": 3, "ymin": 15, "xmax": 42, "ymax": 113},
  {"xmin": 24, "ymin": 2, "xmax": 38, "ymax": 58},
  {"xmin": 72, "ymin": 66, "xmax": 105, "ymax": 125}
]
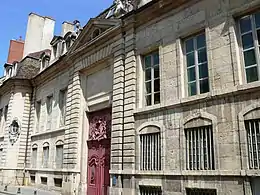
[{"xmin": 7, "ymin": 37, "xmax": 24, "ymax": 64}]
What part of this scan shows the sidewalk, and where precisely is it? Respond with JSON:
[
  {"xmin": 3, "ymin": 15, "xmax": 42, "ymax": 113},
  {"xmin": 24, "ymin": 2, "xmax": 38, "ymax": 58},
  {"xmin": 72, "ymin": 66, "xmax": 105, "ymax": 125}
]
[{"xmin": 0, "ymin": 186, "xmax": 61, "ymax": 195}]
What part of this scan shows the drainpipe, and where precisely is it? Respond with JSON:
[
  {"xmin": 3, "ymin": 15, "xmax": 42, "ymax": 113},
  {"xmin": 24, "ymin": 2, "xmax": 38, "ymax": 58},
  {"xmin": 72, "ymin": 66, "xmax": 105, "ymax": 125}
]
[{"xmin": 23, "ymin": 81, "xmax": 34, "ymax": 185}]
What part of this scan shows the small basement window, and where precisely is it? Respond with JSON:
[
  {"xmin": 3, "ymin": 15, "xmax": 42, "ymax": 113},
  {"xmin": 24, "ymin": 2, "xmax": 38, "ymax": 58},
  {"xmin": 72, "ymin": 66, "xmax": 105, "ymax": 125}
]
[
  {"xmin": 30, "ymin": 175, "xmax": 35, "ymax": 184},
  {"xmin": 41, "ymin": 177, "xmax": 47, "ymax": 185},
  {"xmin": 54, "ymin": 178, "xmax": 63, "ymax": 187}
]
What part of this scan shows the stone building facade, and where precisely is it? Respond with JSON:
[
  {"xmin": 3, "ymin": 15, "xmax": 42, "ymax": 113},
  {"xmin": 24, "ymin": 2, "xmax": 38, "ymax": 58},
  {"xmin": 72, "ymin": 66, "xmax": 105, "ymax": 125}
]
[{"xmin": 1, "ymin": 0, "xmax": 260, "ymax": 195}]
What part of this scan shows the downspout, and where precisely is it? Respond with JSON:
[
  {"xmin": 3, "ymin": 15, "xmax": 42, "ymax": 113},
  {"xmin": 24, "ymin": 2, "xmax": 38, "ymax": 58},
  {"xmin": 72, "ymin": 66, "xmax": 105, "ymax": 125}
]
[{"xmin": 23, "ymin": 81, "xmax": 34, "ymax": 185}]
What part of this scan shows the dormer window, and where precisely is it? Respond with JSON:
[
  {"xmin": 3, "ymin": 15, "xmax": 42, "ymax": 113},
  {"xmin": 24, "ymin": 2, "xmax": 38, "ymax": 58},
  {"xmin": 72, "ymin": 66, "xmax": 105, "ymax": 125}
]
[
  {"xmin": 40, "ymin": 53, "xmax": 50, "ymax": 71},
  {"xmin": 50, "ymin": 36, "xmax": 63, "ymax": 60}
]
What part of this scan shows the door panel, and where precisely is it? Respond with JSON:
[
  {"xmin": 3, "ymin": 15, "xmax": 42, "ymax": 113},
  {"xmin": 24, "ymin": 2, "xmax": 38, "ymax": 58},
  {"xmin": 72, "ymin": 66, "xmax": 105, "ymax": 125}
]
[{"xmin": 87, "ymin": 108, "xmax": 111, "ymax": 195}]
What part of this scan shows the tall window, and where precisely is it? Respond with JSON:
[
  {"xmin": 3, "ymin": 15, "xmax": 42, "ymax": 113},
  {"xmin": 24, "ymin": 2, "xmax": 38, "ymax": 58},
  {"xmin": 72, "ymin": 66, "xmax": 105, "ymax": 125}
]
[
  {"xmin": 4, "ymin": 105, "xmax": 8, "ymax": 122},
  {"xmin": 59, "ymin": 89, "xmax": 67, "ymax": 127},
  {"xmin": 239, "ymin": 12, "xmax": 260, "ymax": 83},
  {"xmin": 46, "ymin": 95, "xmax": 53, "ymax": 130},
  {"xmin": 184, "ymin": 33, "xmax": 209, "ymax": 96},
  {"xmin": 245, "ymin": 119, "xmax": 260, "ymax": 169},
  {"xmin": 185, "ymin": 126, "xmax": 215, "ymax": 170},
  {"xmin": 140, "ymin": 133, "xmax": 161, "ymax": 170},
  {"xmin": 0, "ymin": 147, "xmax": 3, "ymax": 166},
  {"xmin": 140, "ymin": 186, "xmax": 162, "ymax": 195},
  {"xmin": 42, "ymin": 144, "xmax": 49, "ymax": 168},
  {"xmin": 55, "ymin": 144, "xmax": 63, "ymax": 168},
  {"xmin": 0, "ymin": 109, "xmax": 3, "ymax": 133},
  {"xmin": 186, "ymin": 188, "xmax": 217, "ymax": 195},
  {"xmin": 32, "ymin": 146, "xmax": 37, "ymax": 168},
  {"xmin": 35, "ymin": 101, "xmax": 41, "ymax": 133},
  {"xmin": 144, "ymin": 51, "xmax": 160, "ymax": 106}
]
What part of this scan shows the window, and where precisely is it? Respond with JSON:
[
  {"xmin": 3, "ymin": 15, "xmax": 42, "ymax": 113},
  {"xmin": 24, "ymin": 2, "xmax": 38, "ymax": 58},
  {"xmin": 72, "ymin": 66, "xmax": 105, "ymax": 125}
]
[
  {"xmin": 59, "ymin": 89, "xmax": 67, "ymax": 126},
  {"xmin": 41, "ymin": 56, "xmax": 50, "ymax": 70},
  {"xmin": 245, "ymin": 119, "xmax": 260, "ymax": 169},
  {"xmin": 140, "ymin": 133, "xmax": 161, "ymax": 170},
  {"xmin": 251, "ymin": 177, "xmax": 260, "ymax": 195},
  {"xmin": 4, "ymin": 105, "xmax": 8, "ymax": 122},
  {"xmin": 0, "ymin": 148, "xmax": 3, "ymax": 166},
  {"xmin": 35, "ymin": 101, "xmax": 41, "ymax": 133},
  {"xmin": 30, "ymin": 175, "xmax": 35, "ymax": 184},
  {"xmin": 239, "ymin": 12, "xmax": 260, "ymax": 83},
  {"xmin": 54, "ymin": 178, "xmax": 63, "ymax": 187},
  {"xmin": 185, "ymin": 126, "xmax": 215, "ymax": 170},
  {"xmin": 42, "ymin": 144, "xmax": 49, "ymax": 168},
  {"xmin": 31, "ymin": 146, "xmax": 37, "ymax": 168},
  {"xmin": 144, "ymin": 51, "xmax": 160, "ymax": 106},
  {"xmin": 140, "ymin": 186, "xmax": 162, "ymax": 195},
  {"xmin": 184, "ymin": 33, "xmax": 209, "ymax": 96},
  {"xmin": 46, "ymin": 95, "xmax": 53, "ymax": 130},
  {"xmin": 186, "ymin": 188, "xmax": 216, "ymax": 195},
  {"xmin": 0, "ymin": 109, "xmax": 3, "ymax": 132},
  {"xmin": 41, "ymin": 177, "xmax": 47, "ymax": 185},
  {"xmin": 55, "ymin": 144, "xmax": 63, "ymax": 168},
  {"xmin": 53, "ymin": 45, "xmax": 58, "ymax": 58}
]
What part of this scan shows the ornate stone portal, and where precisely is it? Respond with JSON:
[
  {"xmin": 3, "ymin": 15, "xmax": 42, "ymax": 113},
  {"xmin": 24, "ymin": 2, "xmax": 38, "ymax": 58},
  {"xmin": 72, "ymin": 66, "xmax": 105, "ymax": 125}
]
[{"xmin": 9, "ymin": 118, "xmax": 21, "ymax": 145}]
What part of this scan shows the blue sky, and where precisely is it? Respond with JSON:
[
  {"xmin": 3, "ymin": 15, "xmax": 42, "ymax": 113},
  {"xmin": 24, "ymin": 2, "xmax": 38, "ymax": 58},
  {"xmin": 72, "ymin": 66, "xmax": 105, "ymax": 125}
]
[{"xmin": 0, "ymin": 0, "xmax": 113, "ymax": 76}]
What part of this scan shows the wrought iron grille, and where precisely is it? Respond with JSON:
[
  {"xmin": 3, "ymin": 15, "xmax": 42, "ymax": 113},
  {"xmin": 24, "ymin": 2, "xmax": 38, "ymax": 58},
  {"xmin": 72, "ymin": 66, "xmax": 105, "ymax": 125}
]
[
  {"xmin": 140, "ymin": 186, "xmax": 162, "ymax": 195},
  {"xmin": 245, "ymin": 119, "xmax": 260, "ymax": 169},
  {"xmin": 140, "ymin": 132, "xmax": 161, "ymax": 170},
  {"xmin": 185, "ymin": 125, "xmax": 215, "ymax": 170},
  {"xmin": 186, "ymin": 188, "xmax": 217, "ymax": 195}
]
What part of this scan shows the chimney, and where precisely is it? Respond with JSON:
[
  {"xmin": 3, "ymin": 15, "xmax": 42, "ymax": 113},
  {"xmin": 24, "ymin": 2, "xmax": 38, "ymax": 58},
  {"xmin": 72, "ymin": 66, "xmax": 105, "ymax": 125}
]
[
  {"xmin": 7, "ymin": 38, "xmax": 24, "ymax": 64},
  {"xmin": 23, "ymin": 13, "xmax": 55, "ymax": 57},
  {"xmin": 62, "ymin": 21, "xmax": 74, "ymax": 36}
]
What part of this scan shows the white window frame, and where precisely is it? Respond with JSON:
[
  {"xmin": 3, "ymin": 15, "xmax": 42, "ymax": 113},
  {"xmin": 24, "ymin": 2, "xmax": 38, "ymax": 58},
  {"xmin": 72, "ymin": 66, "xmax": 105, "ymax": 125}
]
[
  {"xmin": 238, "ymin": 12, "xmax": 260, "ymax": 83},
  {"xmin": 183, "ymin": 32, "xmax": 209, "ymax": 96},
  {"xmin": 143, "ymin": 51, "xmax": 160, "ymax": 107}
]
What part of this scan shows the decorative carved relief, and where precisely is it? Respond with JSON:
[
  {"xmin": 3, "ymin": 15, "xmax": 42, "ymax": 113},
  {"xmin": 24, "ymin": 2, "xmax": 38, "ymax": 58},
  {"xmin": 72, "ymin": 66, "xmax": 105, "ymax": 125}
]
[
  {"xmin": 89, "ymin": 110, "xmax": 111, "ymax": 141},
  {"xmin": 9, "ymin": 118, "xmax": 21, "ymax": 145}
]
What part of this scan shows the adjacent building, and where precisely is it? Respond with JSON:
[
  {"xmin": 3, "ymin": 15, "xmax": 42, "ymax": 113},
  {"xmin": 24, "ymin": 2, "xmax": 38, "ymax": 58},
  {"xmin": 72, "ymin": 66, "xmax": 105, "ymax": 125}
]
[{"xmin": 1, "ymin": 0, "xmax": 260, "ymax": 194}]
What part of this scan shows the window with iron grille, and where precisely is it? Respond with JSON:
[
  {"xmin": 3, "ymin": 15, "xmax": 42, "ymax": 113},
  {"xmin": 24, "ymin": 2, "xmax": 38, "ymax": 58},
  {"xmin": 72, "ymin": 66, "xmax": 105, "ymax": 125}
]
[
  {"xmin": 46, "ymin": 95, "xmax": 53, "ymax": 130},
  {"xmin": 185, "ymin": 126, "xmax": 215, "ymax": 170},
  {"xmin": 144, "ymin": 51, "xmax": 160, "ymax": 106},
  {"xmin": 245, "ymin": 119, "xmax": 260, "ymax": 169},
  {"xmin": 140, "ymin": 133, "xmax": 161, "ymax": 170},
  {"xmin": 184, "ymin": 33, "xmax": 209, "ymax": 96},
  {"xmin": 238, "ymin": 11, "xmax": 260, "ymax": 83},
  {"xmin": 186, "ymin": 188, "xmax": 217, "ymax": 195},
  {"xmin": 140, "ymin": 186, "xmax": 162, "ymax": 195}
]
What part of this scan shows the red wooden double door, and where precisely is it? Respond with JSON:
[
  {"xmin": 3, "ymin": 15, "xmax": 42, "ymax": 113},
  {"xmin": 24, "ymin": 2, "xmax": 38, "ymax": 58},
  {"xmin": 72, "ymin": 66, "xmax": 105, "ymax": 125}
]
[{"xmin": 87, "ymin": 109, "xmax": 111, "ymax": 195}]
